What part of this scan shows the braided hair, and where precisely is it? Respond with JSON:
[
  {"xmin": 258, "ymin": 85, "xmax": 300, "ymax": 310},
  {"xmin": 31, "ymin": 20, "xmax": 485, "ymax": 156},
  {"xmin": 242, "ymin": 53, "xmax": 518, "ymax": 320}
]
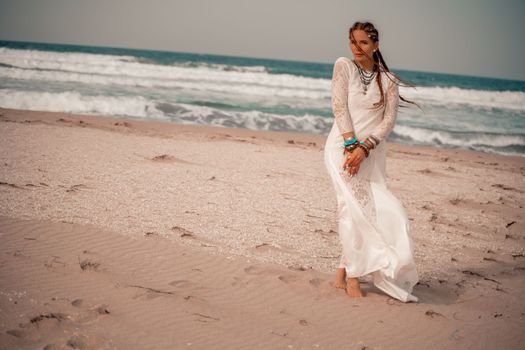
[{"xmin": 349, "ymin": 21, "xmax": 419, "ymax": 110}]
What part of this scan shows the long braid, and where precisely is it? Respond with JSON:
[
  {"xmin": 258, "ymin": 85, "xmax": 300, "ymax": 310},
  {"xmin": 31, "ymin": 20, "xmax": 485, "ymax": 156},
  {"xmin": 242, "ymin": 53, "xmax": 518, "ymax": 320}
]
[
  {"xmin": 375, "ymin": 48, "xmax": 420, "ymax": 109},
  {"xmin": 349, "ymin": 21, "xmax": 420, "ymax": 110},
  {"xmin": 373, "ymin": 51, "xmax": 384, "ymax": 109}
]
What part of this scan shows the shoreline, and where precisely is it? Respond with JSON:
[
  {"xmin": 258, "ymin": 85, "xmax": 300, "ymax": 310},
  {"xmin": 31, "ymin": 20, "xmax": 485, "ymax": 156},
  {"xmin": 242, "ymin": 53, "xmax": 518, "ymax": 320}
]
[
  {"xmin": 1, "ymin": 107, "xmax": 524, "ymax": 349},
  {"xmin": 2, "ymin": 107, "xmax": 523, "ymax": 161}
]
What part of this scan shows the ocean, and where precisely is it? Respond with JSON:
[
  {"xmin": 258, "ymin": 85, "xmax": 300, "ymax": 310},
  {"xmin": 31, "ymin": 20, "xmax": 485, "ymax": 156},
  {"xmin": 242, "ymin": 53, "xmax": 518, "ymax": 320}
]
[{"xmin": 1, "ymin": 40, "xmax": 524, "ymax": 157}]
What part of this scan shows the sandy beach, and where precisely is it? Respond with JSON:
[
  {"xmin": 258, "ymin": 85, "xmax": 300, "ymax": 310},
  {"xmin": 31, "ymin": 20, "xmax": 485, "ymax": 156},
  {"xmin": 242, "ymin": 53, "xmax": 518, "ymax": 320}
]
[{"xmin": 0, "ymin": 107, "xmax": 524, "ymax": 349}]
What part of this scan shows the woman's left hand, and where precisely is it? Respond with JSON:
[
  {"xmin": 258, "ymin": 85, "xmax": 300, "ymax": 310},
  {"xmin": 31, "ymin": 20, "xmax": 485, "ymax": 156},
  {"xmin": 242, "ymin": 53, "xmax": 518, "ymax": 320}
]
[{"xmin": 343, "ymin": 147, "xmax": 366, "ymax": 176}]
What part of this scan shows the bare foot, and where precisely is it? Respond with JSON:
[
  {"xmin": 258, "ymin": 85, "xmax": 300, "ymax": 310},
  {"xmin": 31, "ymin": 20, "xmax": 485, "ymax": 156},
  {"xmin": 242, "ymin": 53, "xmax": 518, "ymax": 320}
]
[
  {"xmin": 346, "ymin": 277, "xmax": 365, "ymax": 298},
  {"xmin": 333, "ymin": 267, "xmax": 347, "ymax": 289}
]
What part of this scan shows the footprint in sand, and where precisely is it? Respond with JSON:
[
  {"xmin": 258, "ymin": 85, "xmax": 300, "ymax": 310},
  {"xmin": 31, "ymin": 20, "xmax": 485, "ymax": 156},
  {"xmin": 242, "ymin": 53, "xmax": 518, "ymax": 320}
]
[
  {"xmin": 288, "ymin": 264, "xmax": 311, "ymax": 272},
  {"xmin": 71, "ymin": 298, "xmax": 83, "ymax": 307},
  {"xmin": 6, "ymin": 328, "xmax": 28, "ymax": 338},
  {"xmin": 308, "ymin": 277, "xmax": 324, "ymax": 287},
  {"xmin": 244, "ymin": 265, "xmax": 292, "ymax": 282},
  {"xmin": 243, "ymin": 265, "xmax": 277, "ymax": 275},
  {"xmin": 231, "ymin": 276, "xmax": 250, "ymax": 287},
  {"xmin": 151, "ymin": 154, "xmax": 177, "ymax": 162},
  {"xmin": 7, "ymin": 312, "xmax": 71, "ymax": 341},
  {"xmin": 78, "ymin": 259, "xmax": 101, "ymax": 271},
  {"xmin": 95, "ymin": 305, "xmax": 110, "ymax": 315},
  {"xmin": 75, "ymin": 304, "xmax": 111, "ymax": 324},
  {"xmin": 253, "ymin": 242, "xmax": 284, "ymax": 253},
  {"xmin": 168, "ymin": 279, "xmax": 194, "ymax": 289},
  {"xmin": 278, "ymin": 275, "xmax": 299, "ymax": 284},
  {"xmin": 114, "ymin": 121, "xmax": 131, "ymax": 127},
  {"xmin": 425, "ymin": 309, "xmax": 445, "ymax": 318},
  {"xmin": 244, "ymin": 265, "xmax": 263, "ymax": 275},
  {"xmin": 449, "ymin": 196, "xmax": 465, "ymax": 205},
  {"xmin": 66, "ymin": 333, "xmax": 113, "ymax": 349},
  {"xmin": 44, "ymin": 256, "xmax": 67, "ymax": 269},
  {"xmin": 51, "ymin": 296, "xmax": 107, "ymax": 323},
  {"xmin": 150, "ymin": 154, "xmax": 191, "ymax": 164},
  {"xmin": 67, "ymin": 335, "xmax": 88, "ymax": 349},
  {"xmin": 171, "ymin": 225, "xmax": 196, "ymax": 238}
]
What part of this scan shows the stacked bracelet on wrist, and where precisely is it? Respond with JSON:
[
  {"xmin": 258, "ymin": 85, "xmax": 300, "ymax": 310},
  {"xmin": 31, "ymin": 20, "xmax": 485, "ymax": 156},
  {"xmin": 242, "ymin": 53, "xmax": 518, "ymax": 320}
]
[
  {"xmin": 358, "ymin": 135, "xmax": 380, "ymax": 157},
  {"xmin": 342, "ymin": 135, "xmax": 380, "ymax": 158},
  {"xmin": 343, "ymin": 137, "xmax": 359, "ymax": 154}
]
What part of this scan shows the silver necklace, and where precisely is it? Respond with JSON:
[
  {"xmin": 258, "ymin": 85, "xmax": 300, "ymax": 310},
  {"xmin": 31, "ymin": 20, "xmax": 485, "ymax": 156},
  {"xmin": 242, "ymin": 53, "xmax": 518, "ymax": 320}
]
[{"xmin": 353, "ymin": 61, "xmax": 376, "ymax": 95}]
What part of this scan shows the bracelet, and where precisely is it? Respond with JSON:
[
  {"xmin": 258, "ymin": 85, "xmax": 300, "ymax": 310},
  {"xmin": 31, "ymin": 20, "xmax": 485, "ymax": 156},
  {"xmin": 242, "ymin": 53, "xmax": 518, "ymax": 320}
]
[
  {"xmin": 343, "ymin": 137, "xmax": 357, "ymax": 146},
  {"xmin": 358, "ymin": 135, "xmax": 380, "ymax": 158},
  {"xmin": 357, "ymin": 144, "xmax": 370, "ymax": 157},
  {"xmin": 364, "ymin": 139, "xmax": 375, "ymax": 150},
  {"xmin": 343, "ymin": 136, "xmax": 378, "ymax": 158},
  {"xmin": 344, "ymin": 143, "xmax": 359, "ymax": 154},
  {"xmin": 343, "ymin": 137, "xmax": 359, "ymax": 147},
  {"xmin": 367, "ymin": 135, "xmax": 380, "ymax": 147},
  {"xmin": 343, "ymin": 137, "xmax": 359, "ymax": 155}
]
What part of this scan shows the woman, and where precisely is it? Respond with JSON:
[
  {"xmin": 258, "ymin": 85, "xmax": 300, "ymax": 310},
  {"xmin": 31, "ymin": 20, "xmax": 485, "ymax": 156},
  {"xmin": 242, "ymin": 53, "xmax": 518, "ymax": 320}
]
[{"xmin": 324, "ymin": 21, "xmax": 419, "ymax": 302}]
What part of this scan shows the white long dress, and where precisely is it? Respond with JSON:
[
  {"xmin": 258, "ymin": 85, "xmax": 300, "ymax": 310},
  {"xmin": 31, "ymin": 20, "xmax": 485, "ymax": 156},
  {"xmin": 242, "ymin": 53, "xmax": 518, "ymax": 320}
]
[{"xmin": 324, "ymin": 57, "xmax": 419, "ymax": 303}]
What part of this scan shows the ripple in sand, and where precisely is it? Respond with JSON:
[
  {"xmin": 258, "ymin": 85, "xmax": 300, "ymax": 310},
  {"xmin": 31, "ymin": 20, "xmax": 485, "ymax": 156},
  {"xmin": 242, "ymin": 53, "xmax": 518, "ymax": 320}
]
[
  {"xmin": 491, "ymin": 183, "xmax": 522, "ymax": 193},
  {"xmin": 0, "ymin": 181, "xmax": 26, "ymax": 189},
  {"xmin": 66, "ymin": 184, "xmax": 90, "ymax": 193}
]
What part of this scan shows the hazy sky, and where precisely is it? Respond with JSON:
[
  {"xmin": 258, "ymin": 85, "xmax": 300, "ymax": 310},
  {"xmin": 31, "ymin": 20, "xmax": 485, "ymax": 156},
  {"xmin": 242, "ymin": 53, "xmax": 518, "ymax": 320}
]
[{"xmin": 1, "ymin": 0, "xmax": 524, "ymax": 80}]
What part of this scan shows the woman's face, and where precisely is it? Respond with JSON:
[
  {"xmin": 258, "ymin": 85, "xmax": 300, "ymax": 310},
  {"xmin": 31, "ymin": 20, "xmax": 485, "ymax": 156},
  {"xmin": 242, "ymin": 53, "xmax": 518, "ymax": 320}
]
[{"xmin": 349, "ymin": 30, "xmax": 379, "ymax": 66}]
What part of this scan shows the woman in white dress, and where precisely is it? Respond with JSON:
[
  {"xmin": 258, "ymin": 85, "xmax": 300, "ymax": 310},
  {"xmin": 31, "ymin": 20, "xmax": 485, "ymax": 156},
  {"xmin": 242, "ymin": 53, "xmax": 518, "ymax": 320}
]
[{"xmin": 324, "ymin": 21, "xmax": 419, "ymax": 302}]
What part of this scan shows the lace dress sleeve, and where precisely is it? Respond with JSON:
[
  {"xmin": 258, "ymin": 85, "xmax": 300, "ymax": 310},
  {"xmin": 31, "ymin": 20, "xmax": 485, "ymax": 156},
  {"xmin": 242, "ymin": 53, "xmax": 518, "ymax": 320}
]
[
  {"xmin": 331, "ymin": 57, "xmax": 355, "ymax": 135},
  {"xmin": 369, "ymin": 76, "xmax": 400, "ymax": 144}
]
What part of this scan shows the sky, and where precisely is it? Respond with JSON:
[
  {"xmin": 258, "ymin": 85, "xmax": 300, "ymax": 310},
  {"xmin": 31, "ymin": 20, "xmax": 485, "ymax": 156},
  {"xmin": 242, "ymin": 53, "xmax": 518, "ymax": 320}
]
[{"xmin": 0, "ymin": 0, "xmax": 524, "ymax": 81}]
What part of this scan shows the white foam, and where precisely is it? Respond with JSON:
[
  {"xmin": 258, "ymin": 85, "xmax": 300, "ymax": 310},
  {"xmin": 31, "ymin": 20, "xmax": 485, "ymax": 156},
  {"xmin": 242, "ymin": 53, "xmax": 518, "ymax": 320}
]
[
  {"xmin": 178, "ymin": 61, "xmax": 268, "ymax": 73},
  {"xmin": 174, "ymin": 106, "xmax": 331, "ymax": 133},
  {"xmin": 400, "ymin": 85, "xmax": 525, "ymax": 112},
  {"xmin": 394, "ymin": 124, "xmax": 525, "ymax": 148},
  {"xmin": 2, "ymin": 47, "xmax": 524, "ymax": 112},
  {"xmin": 0, "ymin": 47, "xmax": 327, "ymax": 92},
  {"xmin": 0, "ymin": 89, "xmax": 330, "ymax": 133},
  {"xmin": 0, "ymin": 66, "xmax": 329, "ymax": 100},
  {"xmin": 0, "ymin": 89, "xmax": 155, "ymax": 117}
]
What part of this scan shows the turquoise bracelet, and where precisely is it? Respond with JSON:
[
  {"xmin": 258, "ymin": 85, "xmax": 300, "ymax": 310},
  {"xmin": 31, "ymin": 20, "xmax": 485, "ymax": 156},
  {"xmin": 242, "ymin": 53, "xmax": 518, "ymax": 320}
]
[{"xmin": 343, "ymin": 137, "xmax": 358, "ymax": 147}]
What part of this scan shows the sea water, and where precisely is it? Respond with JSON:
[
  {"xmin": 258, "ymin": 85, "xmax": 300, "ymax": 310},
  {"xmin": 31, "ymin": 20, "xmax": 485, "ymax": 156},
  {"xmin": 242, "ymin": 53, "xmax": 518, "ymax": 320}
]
[{"xmin": 1, "ymin": 40, "xmax": 524, "ymax": 157}]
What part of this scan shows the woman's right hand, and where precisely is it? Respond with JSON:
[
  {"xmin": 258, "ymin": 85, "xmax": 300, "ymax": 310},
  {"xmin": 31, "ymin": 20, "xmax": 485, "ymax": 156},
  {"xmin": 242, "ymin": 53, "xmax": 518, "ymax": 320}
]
[{"xmin": 343, "ymin": 147, "xmax": 366, "ymax": 176}]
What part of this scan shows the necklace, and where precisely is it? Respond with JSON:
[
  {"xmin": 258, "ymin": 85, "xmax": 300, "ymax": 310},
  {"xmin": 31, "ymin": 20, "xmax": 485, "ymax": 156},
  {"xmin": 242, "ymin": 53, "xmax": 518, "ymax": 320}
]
[{"xmin": 353, "ymin": 60, "xmax": 376, "ymax": 95}]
